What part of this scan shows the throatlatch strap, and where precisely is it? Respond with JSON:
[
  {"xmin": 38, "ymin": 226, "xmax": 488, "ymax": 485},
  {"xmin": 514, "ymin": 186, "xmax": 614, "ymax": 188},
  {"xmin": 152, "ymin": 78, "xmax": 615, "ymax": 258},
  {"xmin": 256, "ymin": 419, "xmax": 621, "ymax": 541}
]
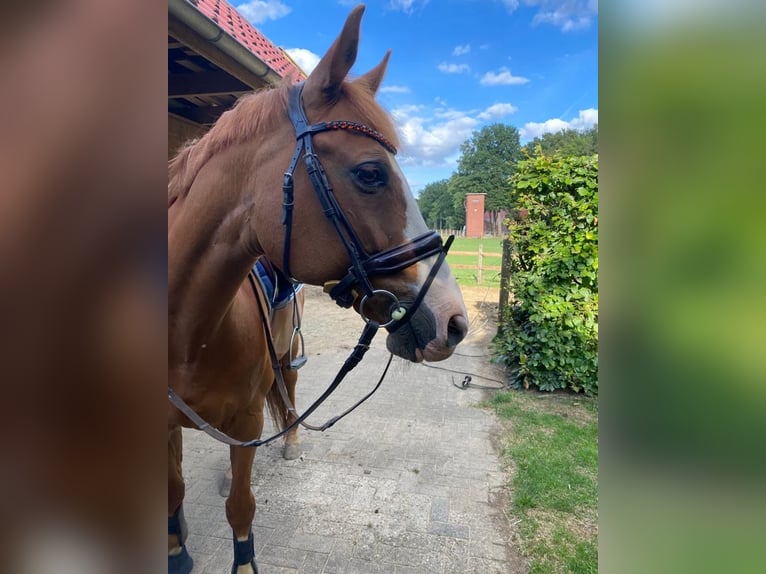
[{"xmin": 233, "ymin": 531, "xmax": 255, "ymax": 566}]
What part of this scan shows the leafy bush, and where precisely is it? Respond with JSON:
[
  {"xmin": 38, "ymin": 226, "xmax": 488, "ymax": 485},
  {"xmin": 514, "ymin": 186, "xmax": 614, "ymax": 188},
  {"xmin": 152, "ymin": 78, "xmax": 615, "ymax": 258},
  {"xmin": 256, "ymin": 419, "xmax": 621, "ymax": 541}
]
[{"xmin": 493, "ymin": 151, "xmax": 598, "ymax": 395}]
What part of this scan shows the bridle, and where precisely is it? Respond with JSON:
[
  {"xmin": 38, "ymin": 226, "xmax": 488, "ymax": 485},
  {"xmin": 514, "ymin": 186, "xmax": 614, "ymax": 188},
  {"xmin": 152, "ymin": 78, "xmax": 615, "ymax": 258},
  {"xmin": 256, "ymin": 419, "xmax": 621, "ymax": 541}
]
[
  {"xmin": 168, "ymin": 82, "xmax": 455, "ymax": 447},
  {"xmin": 281, "ymin": 82, "xmax": 450, "ymax": 328}
]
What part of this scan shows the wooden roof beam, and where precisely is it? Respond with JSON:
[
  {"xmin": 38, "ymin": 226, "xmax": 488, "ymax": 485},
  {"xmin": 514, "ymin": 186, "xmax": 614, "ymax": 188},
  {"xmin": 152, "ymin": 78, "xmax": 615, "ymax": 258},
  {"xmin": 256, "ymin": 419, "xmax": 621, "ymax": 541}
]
[{"xmin": 169, "ymin": 71, "xmax": 252, "ymax": 98}]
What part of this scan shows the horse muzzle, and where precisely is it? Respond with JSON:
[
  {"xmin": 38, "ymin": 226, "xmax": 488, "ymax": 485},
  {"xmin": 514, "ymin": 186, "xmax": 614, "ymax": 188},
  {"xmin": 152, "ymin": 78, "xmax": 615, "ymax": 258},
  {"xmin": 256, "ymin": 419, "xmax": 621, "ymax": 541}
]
[{"xmin": 383, "ymin": 298, "xmax": 468, "ymax": 362}]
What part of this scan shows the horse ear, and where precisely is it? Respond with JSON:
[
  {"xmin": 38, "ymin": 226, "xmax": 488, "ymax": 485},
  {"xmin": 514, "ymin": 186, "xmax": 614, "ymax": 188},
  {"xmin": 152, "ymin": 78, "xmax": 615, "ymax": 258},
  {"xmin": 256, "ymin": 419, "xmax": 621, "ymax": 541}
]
[
  {"xmin": 303, "ymin": 5, "xmax": 365, "ymax": 108},
  {"xmin": 356, "ymin": 50, "xmax": 391, "ymax": 95}
]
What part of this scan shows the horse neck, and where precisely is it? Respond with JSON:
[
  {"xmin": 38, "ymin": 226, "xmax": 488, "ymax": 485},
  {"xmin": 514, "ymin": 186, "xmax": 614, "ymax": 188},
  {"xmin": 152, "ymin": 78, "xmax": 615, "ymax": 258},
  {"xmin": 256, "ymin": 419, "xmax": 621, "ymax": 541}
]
[{"xmin": 168, "ymin": 146, "xmax": 263, "ymax": 365}]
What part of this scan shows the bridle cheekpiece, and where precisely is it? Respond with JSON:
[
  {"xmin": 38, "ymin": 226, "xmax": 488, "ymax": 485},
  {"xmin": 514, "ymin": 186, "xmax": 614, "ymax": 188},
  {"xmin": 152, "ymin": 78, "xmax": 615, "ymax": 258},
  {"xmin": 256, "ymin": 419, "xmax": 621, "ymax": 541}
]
[{"xmin": 281, "ymin": 82, "xmax": 452, "ymax": 328}]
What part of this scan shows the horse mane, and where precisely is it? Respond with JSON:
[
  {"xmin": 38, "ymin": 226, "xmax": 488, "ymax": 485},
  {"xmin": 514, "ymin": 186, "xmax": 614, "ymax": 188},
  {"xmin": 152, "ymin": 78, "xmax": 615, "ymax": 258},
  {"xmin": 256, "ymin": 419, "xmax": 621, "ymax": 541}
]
[
  {"xmin": 168, "ymin": 81, "xmax": 291, "ymax": 208},
  {"xmin": 168, "ymin": 77, "xmax": 400, "ymax": 208}
]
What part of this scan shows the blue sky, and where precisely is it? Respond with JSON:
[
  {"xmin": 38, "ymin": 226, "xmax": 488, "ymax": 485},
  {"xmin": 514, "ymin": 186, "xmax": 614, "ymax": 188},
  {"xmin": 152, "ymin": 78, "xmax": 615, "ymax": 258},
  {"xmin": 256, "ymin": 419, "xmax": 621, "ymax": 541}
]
[{"xmin": 234, "ymin": 0, "xmax": 598, "ymax": 194}]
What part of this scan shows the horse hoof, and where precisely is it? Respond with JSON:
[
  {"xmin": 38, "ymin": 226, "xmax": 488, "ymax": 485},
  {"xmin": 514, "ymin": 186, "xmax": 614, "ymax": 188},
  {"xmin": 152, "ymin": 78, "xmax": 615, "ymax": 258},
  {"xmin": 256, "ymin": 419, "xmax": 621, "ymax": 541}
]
[
  {"xmin": 168, "ymin": 546, "xmax": 194, "ymax": 574},
  {"xmin": 282, "ymin": 443, "xmax": 302, "ymax": 460},
  {"xmin": 231, "ymin": 559, "xmax": 258, "ymax": 574}
]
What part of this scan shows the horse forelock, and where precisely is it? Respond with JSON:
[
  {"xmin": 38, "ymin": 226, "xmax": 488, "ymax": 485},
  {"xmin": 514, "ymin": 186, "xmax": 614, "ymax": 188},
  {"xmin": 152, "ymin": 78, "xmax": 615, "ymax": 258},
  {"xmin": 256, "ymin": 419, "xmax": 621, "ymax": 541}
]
[{"xmin": 167, "ymin": 81, "xmax": 291, "ymax": 208}]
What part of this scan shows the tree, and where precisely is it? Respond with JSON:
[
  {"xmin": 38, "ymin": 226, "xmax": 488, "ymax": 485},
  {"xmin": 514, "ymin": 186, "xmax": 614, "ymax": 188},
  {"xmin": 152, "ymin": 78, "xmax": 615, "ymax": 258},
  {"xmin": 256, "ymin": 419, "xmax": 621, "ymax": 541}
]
[
  {"xmin": 417, "ymin": 179, "xmax": 463, "ymax": 230},
  {"xmin": 522, "ymin": 125, "xmax": 598, "ymax": 158},
  {"xmin": 451, "ymin": 124, "xmax": 522, "ymax": 235}
]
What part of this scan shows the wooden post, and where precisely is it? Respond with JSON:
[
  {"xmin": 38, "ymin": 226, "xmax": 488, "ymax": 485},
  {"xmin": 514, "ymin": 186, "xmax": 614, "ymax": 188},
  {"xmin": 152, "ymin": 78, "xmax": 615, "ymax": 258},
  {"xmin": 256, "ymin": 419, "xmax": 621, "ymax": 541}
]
[
  {"xmin": 477, "ymin": 243, "xmax": 484, "ymax": 284},
  {"xmin": 498, "ymin": 238, "xmax": 513, "ymax": 324}
]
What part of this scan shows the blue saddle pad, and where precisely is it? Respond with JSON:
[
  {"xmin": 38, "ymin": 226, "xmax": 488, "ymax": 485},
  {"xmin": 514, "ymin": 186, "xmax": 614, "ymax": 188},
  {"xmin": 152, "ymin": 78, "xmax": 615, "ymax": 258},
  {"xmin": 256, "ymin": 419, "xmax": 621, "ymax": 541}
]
[{"xmin": 253, "ymin": 259, "xmax": 303, "ymax": 313}]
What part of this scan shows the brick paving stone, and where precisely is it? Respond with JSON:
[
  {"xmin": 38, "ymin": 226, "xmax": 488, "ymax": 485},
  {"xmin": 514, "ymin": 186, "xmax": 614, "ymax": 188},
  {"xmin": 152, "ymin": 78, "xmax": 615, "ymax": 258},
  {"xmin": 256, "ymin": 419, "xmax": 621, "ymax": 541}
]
[
  {"xmin": 429, "ymin": 521, "xmax": 470, "ymax": 539},
  {"xmin": 322, "ymin": 539, "xmax": 353, "ymax": 574},
  {"xmin": 430, "ymin": 497, "xmax": 450, "ymax": 523},
  {"xmin": 345, "ymin": 558, "xmax": 390, "ymax": 574},
  {"xmin": 298, "ymin": 550, "xmax": 329, "ymax": 574},
  {"xmin": 257, "ymin": 544, "xmax": 307, "ymax": 570},
  {"xmin": 352, "ymin": 541, "xmax": 398, "ymax": 564},
  {"xmin": 394, "ymin": 546, "xmax": 444, "ymax": 572},
  {"xmin": 469, "ymin": 527, "xmax": 510, "ymax": 562},
  {"xmin": 286, "ymin": 532, "xmax": 335, "ymax": 554}
]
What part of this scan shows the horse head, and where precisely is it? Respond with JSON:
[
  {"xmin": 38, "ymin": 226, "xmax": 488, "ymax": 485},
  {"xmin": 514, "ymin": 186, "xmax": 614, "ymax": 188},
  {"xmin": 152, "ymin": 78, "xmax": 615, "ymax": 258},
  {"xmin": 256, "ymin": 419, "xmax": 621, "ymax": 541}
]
[{"xmin": 251, "ymin": 5, "xmax": 468, "ymax": 362}]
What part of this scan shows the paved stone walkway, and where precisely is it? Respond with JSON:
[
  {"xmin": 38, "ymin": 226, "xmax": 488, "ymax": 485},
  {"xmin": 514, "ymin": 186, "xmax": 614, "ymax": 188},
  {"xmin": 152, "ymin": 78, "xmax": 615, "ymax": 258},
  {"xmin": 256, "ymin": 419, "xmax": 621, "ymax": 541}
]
[{"xmin": 180, "ymin": 287, "xmax": 525, "ymax": 573}]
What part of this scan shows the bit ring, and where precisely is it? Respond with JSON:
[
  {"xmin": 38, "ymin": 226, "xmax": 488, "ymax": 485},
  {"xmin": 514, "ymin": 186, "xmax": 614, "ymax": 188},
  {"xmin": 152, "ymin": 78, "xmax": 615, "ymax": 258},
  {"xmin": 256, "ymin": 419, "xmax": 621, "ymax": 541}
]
[{"xmin": 359, "ymin": 289, "xmax": 405, "ymax": 328}]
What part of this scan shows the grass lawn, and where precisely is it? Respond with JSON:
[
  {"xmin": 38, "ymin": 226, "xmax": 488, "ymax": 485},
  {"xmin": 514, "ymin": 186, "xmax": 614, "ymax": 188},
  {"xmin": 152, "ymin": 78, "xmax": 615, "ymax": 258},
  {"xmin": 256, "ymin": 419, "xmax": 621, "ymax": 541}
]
[
  {"xmin": 488, "ymin": 391, "xmax": 598, "ymax": 574},
  {"xmin": 444, "ymin": 236, "xmax": 504, "ymax": 287}
]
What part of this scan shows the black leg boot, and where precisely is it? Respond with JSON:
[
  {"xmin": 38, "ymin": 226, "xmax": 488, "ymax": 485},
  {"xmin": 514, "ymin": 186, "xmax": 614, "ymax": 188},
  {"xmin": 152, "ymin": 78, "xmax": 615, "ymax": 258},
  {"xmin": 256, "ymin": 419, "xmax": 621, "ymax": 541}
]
[
  {"xmin": 231, "ymin": 530, "xmax": 258, "ymax": 574},
  {"xmin": 168, "ymin": 506, "xmax": 193, "ymax": 574}
]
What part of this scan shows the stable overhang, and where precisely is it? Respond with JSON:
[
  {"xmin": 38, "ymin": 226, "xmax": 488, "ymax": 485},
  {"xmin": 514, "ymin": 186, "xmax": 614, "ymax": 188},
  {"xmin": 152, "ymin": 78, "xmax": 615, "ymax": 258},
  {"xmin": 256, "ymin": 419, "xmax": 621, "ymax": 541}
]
[{"xmin": 168, "ymin": 0, "xmax": 304, "ymax": 127}]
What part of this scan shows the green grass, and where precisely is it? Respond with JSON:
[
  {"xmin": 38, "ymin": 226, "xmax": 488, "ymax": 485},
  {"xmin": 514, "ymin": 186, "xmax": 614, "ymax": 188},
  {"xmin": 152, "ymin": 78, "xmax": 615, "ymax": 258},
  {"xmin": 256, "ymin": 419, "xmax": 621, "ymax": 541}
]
[
  {"xmin": 447, "ymin": 236, "xmax": 503, "ymax": 254},
  {"xmin": 488, "ymin": 391, "xmax": 598, "ymax": 574},
  {"xmin": 443, "ymin": 236, "xmax": 504, "ymax": 287}
]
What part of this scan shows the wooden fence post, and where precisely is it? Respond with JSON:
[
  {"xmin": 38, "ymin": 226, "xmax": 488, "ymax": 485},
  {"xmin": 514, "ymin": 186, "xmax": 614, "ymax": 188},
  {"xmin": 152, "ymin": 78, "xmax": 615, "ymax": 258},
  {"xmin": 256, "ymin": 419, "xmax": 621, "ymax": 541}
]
[
  {"xmin": 498, "ymin": 238, "xmax": 513, "ymax": 325},
  {"xmin": 477, "ymin": 243, "xmax": 484, "ymax": 284}
]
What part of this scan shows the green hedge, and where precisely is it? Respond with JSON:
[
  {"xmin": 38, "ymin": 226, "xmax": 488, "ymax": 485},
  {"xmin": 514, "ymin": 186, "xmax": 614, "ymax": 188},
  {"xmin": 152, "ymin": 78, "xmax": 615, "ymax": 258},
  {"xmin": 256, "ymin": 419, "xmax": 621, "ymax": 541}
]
[{"xmin": 493, "ymin": 151, "xmax": 598, "ymax": 395}]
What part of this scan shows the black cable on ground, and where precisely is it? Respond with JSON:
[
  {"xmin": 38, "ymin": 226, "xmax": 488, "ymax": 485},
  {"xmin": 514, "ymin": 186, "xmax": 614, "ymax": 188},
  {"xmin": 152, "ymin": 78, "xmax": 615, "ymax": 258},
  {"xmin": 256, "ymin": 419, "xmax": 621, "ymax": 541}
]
[
  {"xmin": 451, "ymin": 351, "xmax": 492, "ymax": 358},
  {"xmin": 419, "ymin": 362, "xmax": 508, "ymax": 390}
]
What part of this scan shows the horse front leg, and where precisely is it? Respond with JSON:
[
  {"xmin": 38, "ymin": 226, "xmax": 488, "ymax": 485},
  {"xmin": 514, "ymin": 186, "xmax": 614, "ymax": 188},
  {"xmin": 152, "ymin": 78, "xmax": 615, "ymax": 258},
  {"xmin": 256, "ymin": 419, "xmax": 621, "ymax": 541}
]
[
  {"xmin": 168, "ymin": 424, "xmax": 193, "ymax": 574},
  {"xmin": 281, "ymin": 365, "xmax": 302, "ymax": 460},
  {"xmin": 226, "ymin": 416, "xmax": 261, "ymax": 574},
  {"xmin": 220, "ymin": 366, "xmax": 299, "ymax": 498}
]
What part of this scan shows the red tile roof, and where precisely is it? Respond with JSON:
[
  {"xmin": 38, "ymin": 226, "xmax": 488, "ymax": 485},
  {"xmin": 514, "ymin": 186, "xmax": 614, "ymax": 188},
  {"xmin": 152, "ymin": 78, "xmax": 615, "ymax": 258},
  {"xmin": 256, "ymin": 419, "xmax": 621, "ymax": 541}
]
[{"xmin": 192, "ymin": 0, "xmax": 306, "ymax": 80}]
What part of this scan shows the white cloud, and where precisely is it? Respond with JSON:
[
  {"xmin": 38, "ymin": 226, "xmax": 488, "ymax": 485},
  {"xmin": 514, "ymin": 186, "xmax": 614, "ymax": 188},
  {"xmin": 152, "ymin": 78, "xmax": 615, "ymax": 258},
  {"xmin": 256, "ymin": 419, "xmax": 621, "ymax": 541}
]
[
  {"xmin": 480, "ymin": 67, "xmax": 530, "ymax": 86},
  {"xmin": 452, "ymin": 44, "xmax": 471, "ymax": 56},
  {"xmin": 285, "ymin": 48, "xmax": 321, "ymax": 75},
  {"xmin": 533, "ymin": 8, "xmax": 591, "ymax": 32},
  {"xmin": 394, "ymin": 107, "xmax": 478, "ymax": 167},
  {"xmin": 478, "ymin": 102, "xmax": 519, "ymax": 120},
  {"xmin": 500, "ymin": 1, "xmax": 598, "ymax": 32},
  {"xmin": 438, "ymin": 62, "xmax": 470, "ymax": 74},
  {"xmin": 395, "ymin": 104, "xmax": 425, "ymax": 115},
  {"xmin": 387, "ymin": 0, "xmax": 426, "ymax": 14},
  {"xmin": 570, "ymin": 107, "xmax": 598, "ymax": 128},
  {"xmin": 391, "ymin": 101, "xmax": 520, "ymax": 168},
  {"xmin": 521, "ymin": 118, "xmax": 569, "ymax": 139},
  {"xmin": 520, "ymin": 108, "xmax": 598, "ymax": 139},
  {"xmin": 235, "ymin": 0, "xmax": 291, "ymax": 24},
  {"xmin": 380, "ymin": 85, "xmax": 411, "ymax": 94}
]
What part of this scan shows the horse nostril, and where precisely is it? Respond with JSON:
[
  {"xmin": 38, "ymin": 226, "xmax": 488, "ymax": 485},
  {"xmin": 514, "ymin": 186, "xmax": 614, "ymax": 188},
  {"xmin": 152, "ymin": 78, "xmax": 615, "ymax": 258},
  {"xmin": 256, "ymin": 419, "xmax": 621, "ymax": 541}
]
[{"xmin": 446, "ymin": 314, "xmax": 469, "ymax": 347}]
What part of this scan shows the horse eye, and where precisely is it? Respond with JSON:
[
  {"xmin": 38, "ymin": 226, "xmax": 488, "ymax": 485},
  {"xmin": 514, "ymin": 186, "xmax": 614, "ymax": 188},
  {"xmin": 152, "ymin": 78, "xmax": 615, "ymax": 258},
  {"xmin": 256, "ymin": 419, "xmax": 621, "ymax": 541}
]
[{"xmin": 353, "ymin": 163, "xmax": 387, "ymax": 192}]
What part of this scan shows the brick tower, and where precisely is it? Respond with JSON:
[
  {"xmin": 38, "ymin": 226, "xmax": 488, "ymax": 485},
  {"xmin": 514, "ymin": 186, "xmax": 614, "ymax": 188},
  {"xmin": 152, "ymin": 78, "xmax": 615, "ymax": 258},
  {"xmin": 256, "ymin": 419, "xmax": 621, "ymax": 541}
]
[{"xmin": 465, "ymin": 193, "xmax": 485, "ymax": 238}]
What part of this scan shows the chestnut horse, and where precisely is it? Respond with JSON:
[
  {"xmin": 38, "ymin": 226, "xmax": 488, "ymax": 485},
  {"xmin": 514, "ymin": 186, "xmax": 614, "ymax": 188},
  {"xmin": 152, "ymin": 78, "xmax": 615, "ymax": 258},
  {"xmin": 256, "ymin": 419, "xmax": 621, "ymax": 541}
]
[{"xmin": 168, "ymin": 5, "xmax": 468, "ymax": 573}]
